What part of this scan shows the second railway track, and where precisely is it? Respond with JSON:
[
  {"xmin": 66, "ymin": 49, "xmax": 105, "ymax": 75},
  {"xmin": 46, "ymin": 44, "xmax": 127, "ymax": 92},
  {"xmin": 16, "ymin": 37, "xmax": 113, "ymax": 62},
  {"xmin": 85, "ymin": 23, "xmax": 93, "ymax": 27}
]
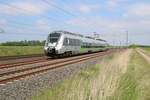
[
  {"xmin": 0, "ymin": 50, "xmax": 115, "ymax": 84},
  {"xmin": 0, "ymin": 54, "xmax": 44, "ymax": 61},
  {"xmin": 0, "ymin": 57, "xmax": 48, "ymax": 69}
]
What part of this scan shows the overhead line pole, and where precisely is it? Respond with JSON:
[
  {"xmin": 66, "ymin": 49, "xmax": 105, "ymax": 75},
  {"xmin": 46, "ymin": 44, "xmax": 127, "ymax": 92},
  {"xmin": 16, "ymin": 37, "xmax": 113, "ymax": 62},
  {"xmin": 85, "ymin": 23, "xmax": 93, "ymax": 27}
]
[{"xmin": 126, "ymin": 30, "xmax": 128, "ymax": 47}]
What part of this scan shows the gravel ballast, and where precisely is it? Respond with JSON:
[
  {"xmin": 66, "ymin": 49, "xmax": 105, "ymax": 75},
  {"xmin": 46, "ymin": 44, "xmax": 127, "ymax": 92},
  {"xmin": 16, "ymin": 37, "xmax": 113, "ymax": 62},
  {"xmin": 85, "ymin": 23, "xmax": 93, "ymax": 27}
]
[{"xmin": 0, "ymin": 53, "xmax": 113, "ymax": 100}]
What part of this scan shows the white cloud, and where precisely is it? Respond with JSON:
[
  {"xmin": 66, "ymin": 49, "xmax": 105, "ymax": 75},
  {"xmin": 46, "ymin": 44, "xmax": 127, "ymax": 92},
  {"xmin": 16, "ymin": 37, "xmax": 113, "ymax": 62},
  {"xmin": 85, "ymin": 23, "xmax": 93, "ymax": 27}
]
[
  {"xmin": 0, "ymin": 1, "xmax": 50, "ymax": 15},
  {"xmin": 35, "ymin": 19, "xmax": 51, "ymax": 31},
  {"xmin": 0, "ymin": 19, "xmax": 7, "ymax": 26},
  {"xmin": 66, "ymin": 17, "xmax": 124, "ymax": 32},
  {"xmin": 106, "ymin": 0, "xmax": 128, "ymax": 10},
  {"xmin": 65, "ymin": 4, "xmax": 100, "ymax": 14},
  {"xmin": 125, "ymin": 3, "xmax": 150, "ymax": 18},
  {"xmin": 78, "ymin": 4, "xmax": 99, "ymax": 13},
  {"xmin": 0, "ymin": 19, "xmax": 8, "ymax": 33},
  {"xmin": 106, "ymin": 0, "xmax": 118, "ymax": 9},
  {"xmin": 66, "ymin": 16, "xmax": 150, "ymax": 45}
]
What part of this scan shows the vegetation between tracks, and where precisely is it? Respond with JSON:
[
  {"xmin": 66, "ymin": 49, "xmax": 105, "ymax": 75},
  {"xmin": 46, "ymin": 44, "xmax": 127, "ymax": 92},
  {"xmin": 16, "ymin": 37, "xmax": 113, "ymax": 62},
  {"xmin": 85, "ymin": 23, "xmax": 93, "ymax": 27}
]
[
  {"xmin": 0, "ymin": 46, "xmax": 43, "ymax": 56},
  {"xmin": 32, "ymin": 49, "xmax": 150, "ymax": 100}
]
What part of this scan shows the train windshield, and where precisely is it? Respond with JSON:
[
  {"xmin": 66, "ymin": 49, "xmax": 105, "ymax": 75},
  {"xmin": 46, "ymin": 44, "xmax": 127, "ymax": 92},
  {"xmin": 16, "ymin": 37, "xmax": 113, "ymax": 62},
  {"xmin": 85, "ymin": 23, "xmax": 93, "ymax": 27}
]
[{"xmin": 48, "ymin": 33, "xmax": 61, "ymax": 43}]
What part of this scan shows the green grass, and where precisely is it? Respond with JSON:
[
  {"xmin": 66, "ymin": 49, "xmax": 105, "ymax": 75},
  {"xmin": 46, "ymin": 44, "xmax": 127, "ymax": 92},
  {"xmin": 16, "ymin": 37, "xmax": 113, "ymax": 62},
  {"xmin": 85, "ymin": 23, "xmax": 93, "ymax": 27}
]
[
  {"xmin": 32, "ymin": 54, "xmax": 114, "ymax": 100},
  {"xmin": 143, "ymin": 47, "xmax": 150, "ymax": 53},
  {"xmin": 0, "ymin": 46, "xmax": 43, "ymax": 56},
  {"xmin": 32, "ymin": 50, "xmax": 150, "ymax": 100},
  {"xmin": 32, "ymin": 64, "xmax": 101, "ymax": 100},
  {"xmin": 111, "ymin": 50, "xmax": 150, "ymax": 100}
]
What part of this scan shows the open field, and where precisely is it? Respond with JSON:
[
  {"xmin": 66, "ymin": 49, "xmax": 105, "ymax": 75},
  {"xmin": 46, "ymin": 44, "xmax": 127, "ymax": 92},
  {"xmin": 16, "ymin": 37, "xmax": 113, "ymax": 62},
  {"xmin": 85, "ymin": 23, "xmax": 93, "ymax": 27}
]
[
  {"xmin": 0, "ymin": 46, "xmax": 43, "ymax": 56},
  {"xmin": 32, "ymin": 49, "xmax": 150, "ymax": 100},
  {"xmin": 0, "ymin": 46, "xmax": 107, "ymax": 57},
  {"xmin": 142, "ymin": 47, "xmax": 150, "ymax": 53},
  {"xmin": 143, "ymin": 48, "xmax": 150, "ymax": 53}
]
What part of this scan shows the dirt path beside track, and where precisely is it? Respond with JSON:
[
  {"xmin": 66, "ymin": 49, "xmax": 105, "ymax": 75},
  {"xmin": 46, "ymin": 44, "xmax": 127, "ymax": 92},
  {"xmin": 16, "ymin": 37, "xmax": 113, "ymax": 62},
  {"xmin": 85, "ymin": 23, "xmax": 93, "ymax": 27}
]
[
  {"xmin": 89, "ymin": 49, "xmax": 132, "ymax": 99},
  {"xmin": 32, "ymin": 49, "xmax": 150, "ymax": 100},
  {"xmin": 137, "ymin": 48, "xmax": 150, "ymax": 64}
]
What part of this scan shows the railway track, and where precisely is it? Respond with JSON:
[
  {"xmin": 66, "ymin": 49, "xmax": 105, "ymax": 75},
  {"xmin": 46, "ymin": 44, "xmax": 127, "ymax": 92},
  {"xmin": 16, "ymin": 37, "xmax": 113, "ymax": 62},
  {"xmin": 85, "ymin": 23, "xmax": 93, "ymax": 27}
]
[
  {"xmin": 0, "ymin": 54, "xmax": 44, "ymax": 61},
  {"xmin": 0, "ymin": 51, "xmax": 107, "ymax": 69},
  {"xmin": 0, "ymin": 56, "xmax": 48, "ymax": 69},
  {"xmin": 0, "ymin": 52, "xmax": 101, "ymax": 69},
  {"xmin": 0, "ymin": 50, "xmax": 115, "ymax": 84}
]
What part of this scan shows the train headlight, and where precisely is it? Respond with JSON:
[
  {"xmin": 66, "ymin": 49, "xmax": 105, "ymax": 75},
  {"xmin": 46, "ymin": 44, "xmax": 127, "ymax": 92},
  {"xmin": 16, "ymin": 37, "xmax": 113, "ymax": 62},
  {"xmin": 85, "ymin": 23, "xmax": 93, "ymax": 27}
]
[{"xmin": 44, "ymin": 47, "xmax": 49, "ymax": 51}]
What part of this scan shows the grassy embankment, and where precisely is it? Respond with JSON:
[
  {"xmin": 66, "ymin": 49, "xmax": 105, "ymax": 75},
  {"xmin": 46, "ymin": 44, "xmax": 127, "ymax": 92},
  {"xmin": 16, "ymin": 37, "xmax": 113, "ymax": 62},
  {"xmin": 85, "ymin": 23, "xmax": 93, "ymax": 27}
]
[
  {"xmin": 0, "ymin": 46, "xmax": 106, "ymax": 57},
  {"xmin": 32, "ymin": 49, "xmax": 150, "ymax": 100},
  {"xmin": 32, "ymin": 54, "xmax": 111, "ymax": 100},
  {"xmin": 143, "ymin": 47, "xmax": 150, "ymax": 53},
  {"xmin": 0, "ymin": 46, "xmax": 43, "ymax": 56},
  {"xmin": 111, "ymin": 50, "xmax": 150, "ymax": 100},
  {"xmin": 32, "ymin": 50, "xmax": 128, "ymax": 100}
]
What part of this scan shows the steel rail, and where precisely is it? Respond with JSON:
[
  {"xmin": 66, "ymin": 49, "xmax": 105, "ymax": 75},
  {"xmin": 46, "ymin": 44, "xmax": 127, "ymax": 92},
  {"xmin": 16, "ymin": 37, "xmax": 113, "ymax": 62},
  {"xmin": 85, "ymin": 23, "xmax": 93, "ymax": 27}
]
[
  {"xmin": 0, "ymin": 51, "xmax": 108, "ymax": 76},
  {"xmin": 0, "ymin": 50, "xmax": 112, "ymax": 84},
  {"xmin": 0, "ymin": 54, "xmax": 44, "ymax": 61},
  {"xmin": 0, "ymin": 58, "xmax": 48, "ymax": 69}
]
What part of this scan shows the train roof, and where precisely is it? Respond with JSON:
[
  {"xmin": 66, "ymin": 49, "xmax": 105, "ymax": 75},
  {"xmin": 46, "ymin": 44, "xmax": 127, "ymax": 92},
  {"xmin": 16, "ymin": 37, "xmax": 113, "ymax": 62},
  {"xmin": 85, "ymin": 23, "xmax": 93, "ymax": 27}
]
[
  {"xmin": 53, "ymin": 30, "xmax": 84, "ymax": 37},
  {"xmin": 96, "ymin": 39, "xmax": 107, "ymax": 42},
  {"xmin": 52, "ymin": 30, "xmax": 107, "ymax": 42}
]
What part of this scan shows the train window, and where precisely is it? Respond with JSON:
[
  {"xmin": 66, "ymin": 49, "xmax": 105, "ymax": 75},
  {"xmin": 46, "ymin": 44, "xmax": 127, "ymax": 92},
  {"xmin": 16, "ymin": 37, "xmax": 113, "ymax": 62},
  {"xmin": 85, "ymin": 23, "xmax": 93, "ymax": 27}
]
[
  {"xmin": 76, "ymin": 39, "xmax": 81, "ymax": 46},
  {"xmin": 73, "ymin": 39, "xmax": 75, "ymax": 46},
  {"xmin": 63, "ymin": 38, "xmax": 81, "ymax": 46},
  {"xmin": 71, "ymin": 39, "xmax": 80, "ymax": 46},
  {"xmin": 49, "ymin": 38, "xmax": 58, "ymax": 43},
  {"xmin": 74, "ymin": 39, "xmax": 77, "ymax": 46},
  {"xmin": 63, "ymin": 38, "xmax": 68, "ymax": 46},
  {"xmin": 48, "ymin": 33, "xmax": 60, "ymax": 43},
  {"xmin": 49, "ymin": 32, "xmax": 60, "ymax": 37},
  {"xmin": 69, "ymin": 39, "xmax": 73, "ymax": 45}
]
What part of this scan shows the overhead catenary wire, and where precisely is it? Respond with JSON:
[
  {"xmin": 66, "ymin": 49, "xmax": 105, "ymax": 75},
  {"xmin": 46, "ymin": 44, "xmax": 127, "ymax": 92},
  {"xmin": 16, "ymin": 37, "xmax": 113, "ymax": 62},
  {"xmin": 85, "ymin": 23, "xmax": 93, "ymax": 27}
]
[
  {"xmin": 41, "ymin": 0, "xmax": 95, "ymax": 31},
  {"xmin": 0, "ymin": 1, "xmax": 60, "ymax": 23},
  {"xmin": 0, "ymin": 3, "xmax": 48, "ymax": 31},
  {"xmin": 0, "ymin": 1, "xmax": 94, "ymax": 35},
  {"xmin": 1, "ymin": 20, "xmax": 53, "ymax": 35},
  {"xmin": 0, "ymin": 1, "xmax": 70, "ymax": 34},
  {"xmin": 0, "ymin": 1, "xmax": 72, "ymax": 29},
  {"xmin": 41, "ymin": 0, "xmax": 77, "ymax": 17},
  {"xmin": 0, "ymin": 22, "xmax": 50, "ymax": 35},
  {"xmin": 0, "ymin": 19, "xmax": 53, "ymax": 35},
  {"xmin": 0, "ymin": 1, "xmax": 92, "ymax": 30}
]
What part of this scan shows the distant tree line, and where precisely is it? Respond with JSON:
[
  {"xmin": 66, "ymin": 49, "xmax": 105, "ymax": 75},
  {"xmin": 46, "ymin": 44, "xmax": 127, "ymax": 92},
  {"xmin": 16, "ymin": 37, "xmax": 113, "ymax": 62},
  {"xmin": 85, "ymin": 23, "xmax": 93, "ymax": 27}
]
[
  {"xmin": 139, "ymin": 45, "xmax": 150, "ymax": 48},
  {"xmin": 0, "ymin": 40, "xmax": 45, "ymax": 46},
  {"xmin": 129, "ymin": 44, "xmax": 150, "ymax": 48}
]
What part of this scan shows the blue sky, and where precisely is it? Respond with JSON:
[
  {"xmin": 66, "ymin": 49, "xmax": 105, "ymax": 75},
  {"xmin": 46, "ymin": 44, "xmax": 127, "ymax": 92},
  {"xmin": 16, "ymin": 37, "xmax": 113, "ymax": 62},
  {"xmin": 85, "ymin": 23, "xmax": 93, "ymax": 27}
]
[{"xmin": 0, "ymin": 0, "xmax": 150, "ymax": 45}]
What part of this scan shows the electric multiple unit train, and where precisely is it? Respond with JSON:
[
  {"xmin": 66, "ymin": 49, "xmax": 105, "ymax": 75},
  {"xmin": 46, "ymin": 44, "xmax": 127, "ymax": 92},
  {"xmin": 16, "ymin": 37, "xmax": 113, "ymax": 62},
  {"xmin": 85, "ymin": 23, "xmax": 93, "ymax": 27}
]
[{"xmin": 44, "ymin": 31, "xmax": 109, "ymax": 57}]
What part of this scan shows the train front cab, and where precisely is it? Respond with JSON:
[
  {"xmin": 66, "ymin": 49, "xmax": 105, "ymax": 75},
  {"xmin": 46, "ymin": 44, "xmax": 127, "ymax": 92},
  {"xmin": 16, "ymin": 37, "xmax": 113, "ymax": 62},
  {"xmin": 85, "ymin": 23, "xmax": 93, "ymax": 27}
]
[{"xmin": 44, "ymin": 32, "xmax": 61, "ymax": 56}]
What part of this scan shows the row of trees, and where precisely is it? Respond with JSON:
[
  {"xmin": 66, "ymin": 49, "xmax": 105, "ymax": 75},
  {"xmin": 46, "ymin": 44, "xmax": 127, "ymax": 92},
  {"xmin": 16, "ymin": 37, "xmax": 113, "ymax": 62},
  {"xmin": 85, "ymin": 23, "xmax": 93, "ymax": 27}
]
[
  {"xmin": 129, "ymin": 44, "xmax": 150, "ymax": 48},
  {"xmin": 0, "ymin": 40, "xmax": 45, "ymax": 46}
]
